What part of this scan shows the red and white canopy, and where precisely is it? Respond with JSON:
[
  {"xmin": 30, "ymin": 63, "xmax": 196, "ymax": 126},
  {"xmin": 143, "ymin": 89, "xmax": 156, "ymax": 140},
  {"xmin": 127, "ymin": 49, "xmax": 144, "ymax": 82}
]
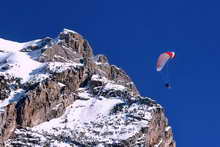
[{"xmin": 156, "ymin": 51, "xmax": 175, "ymax": 71}]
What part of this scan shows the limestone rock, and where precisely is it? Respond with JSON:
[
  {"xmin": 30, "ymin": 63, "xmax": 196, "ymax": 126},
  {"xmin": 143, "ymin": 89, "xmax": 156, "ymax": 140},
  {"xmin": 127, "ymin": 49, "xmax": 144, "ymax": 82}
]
[{"xmin": 0, "ymin": 29, "xmax": 175, "ymax": 147}]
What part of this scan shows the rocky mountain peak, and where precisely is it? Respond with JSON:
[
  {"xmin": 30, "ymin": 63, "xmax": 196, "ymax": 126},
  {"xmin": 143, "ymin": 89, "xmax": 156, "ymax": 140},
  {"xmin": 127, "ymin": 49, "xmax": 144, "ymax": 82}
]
[
  {"xmin": 38, "ymin": 28, "xmax": 93, "ymax": 64},
  {"xmin": 0, "ymin": 29, "xmax": 175, "ymax": 147}
]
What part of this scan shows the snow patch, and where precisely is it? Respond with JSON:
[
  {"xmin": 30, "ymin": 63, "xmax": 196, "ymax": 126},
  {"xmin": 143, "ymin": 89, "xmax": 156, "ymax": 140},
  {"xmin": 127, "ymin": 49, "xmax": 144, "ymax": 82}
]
[
  {"xmin": 91, "ymin": 74, "xmax": 108, "ymax": 83},
  {"xmin": 51, "ymin": 141, "xmax": 72, "ymax": 147},
  {"xmin": 63, "ymin": 28, "xmax": 78, "ymax": 34},
  {"xmin": 104, "ymin": 83, "xmax": 126, "ymax": 91},
  {"xmin": 0, "ymin": 38, "xmax": 25, "ymax": 52},
  {"xmin": 0, "ymin": 89, "xmax": 25, "ymax": 111},
  {"xmin": 91, "ymin": 74, "xmax": 126, "ymax": 91},
  {"xmin": 47, "ymin": 62, "xmax": 83, "ymax": 73},
  {"xmin": 32, "ymin": 89, "xmax": 154, "ymax": 144},
  {"xmin": 165, "ymin": 126, "xmax": 171, "ymax": 132},
  {"xmin": 154, "ymin": 139, "xmax": 163, "ymax": 147},
  {"xmin": 58, "ymin": 82, "xmax": 66, "ymax": 87},
  {"xmin": 0, "ymin": 52, "xmax": 43, "ymax": 82}
]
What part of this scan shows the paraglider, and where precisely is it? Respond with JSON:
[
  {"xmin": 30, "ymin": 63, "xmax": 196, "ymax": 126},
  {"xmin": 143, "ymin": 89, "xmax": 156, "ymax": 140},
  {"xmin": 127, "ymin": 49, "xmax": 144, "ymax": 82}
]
[{"xmin": 156, "ymin": 51, "xmax": 175, "ymax": 88}]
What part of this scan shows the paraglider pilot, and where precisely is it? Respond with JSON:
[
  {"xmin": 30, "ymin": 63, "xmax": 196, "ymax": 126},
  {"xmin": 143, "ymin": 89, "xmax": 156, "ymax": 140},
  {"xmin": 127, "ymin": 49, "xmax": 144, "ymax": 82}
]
[{"xmin": 165, "ymin": 83, "xmax": 171, "ymax": 89}]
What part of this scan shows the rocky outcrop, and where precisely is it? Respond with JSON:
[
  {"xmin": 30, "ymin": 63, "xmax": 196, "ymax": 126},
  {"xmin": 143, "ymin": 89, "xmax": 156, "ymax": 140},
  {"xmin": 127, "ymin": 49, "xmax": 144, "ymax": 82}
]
[
  {"xmin": 0, "ymin": 75, "xmax": 21, "ymax": 101},
  {"xmin": 147, "ymin": 108, "xmax": 176, "ymax": 147},
  {"xmin": 0, "ymin": 29, "xmax": 175, "ymax": 147},
  {"xmin": 0, "ymin": 76, "xmax": 11, "ymax": 101},
  {"xmin": 0, "ymin": 104, "xmax": 16, "ymax": 142},
  {"xmin": 39, "ymin": 29, "xmax": 93, "ymax": 63},
  {"xmin": 21, "ymin": 37, "xmax": 52, "ymax": 52},
  {"xmin": 16, "ymin": 80, "xmax": 71, "ymax": 127},
  {"xmin": 58, "ymin": 30, "xmax": 93, "ymax": 58}
]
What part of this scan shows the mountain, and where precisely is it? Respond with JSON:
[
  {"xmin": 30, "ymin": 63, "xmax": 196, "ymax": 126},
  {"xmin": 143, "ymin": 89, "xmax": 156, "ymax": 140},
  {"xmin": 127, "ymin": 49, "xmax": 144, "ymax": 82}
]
[{"xmin": 0, "ymin": 29, "xmax": 175, "ymax": 147}]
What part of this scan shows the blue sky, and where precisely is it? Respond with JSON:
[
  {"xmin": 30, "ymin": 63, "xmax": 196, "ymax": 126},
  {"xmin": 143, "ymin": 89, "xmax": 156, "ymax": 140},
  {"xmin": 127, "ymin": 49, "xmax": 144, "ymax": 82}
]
[{"xmin": 1, "ymin": 0, "xmax": 220, "ymax": 146}]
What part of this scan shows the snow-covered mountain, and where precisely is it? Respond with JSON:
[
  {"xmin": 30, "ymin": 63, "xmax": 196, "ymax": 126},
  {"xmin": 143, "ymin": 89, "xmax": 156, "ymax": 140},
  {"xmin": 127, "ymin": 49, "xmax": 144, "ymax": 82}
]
[{"xmin": 0, "ymin": 29, "xmax": 175, "ymax": 147}]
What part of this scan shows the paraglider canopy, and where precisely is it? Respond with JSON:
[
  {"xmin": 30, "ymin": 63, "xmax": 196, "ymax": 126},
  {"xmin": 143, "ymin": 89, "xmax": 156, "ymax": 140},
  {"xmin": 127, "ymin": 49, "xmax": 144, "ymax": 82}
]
[{"xmin": 156, "ymin": 51, "xmax": 175, "ymax": 72}]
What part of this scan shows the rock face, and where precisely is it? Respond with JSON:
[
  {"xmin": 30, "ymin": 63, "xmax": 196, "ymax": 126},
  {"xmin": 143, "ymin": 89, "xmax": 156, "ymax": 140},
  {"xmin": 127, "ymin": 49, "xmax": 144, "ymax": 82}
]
[{"xmin": 0, "ymin": 29, "xmax": 175, "ymax": 147}]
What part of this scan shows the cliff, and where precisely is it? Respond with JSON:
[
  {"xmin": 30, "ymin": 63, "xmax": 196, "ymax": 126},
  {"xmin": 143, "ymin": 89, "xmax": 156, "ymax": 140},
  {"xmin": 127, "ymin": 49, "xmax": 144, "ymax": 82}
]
[{"xmin": 0, "ymin": 29, "xmax": 175, "ymax": 147}]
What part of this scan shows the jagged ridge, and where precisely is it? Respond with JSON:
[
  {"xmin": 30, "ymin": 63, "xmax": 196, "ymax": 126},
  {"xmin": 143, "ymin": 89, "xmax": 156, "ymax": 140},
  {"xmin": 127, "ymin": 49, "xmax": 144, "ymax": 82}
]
[{"xmin": 0, "ymin": 29, "xmax": 175, "ymax": 147}]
